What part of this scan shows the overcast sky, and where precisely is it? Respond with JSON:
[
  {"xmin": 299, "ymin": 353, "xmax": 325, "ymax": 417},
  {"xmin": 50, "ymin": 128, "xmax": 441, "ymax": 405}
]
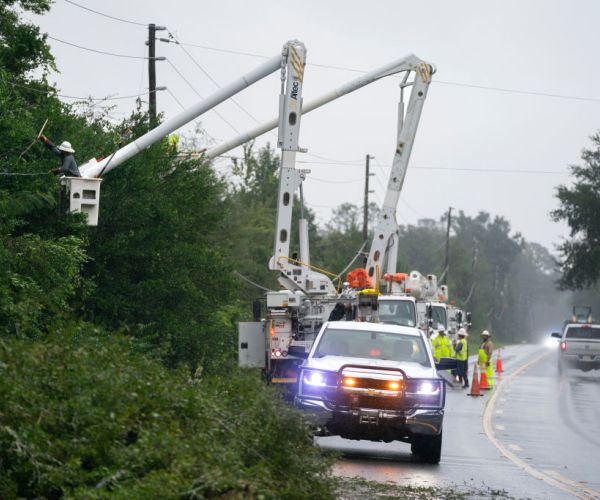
[{"xmin": 28, "ymin": 0, "xmax": 600, "ymax": 251}]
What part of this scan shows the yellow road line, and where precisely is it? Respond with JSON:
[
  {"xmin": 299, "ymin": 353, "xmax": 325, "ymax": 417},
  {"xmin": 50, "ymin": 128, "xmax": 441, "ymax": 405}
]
[{"xmin": 482, "ymin": 350, "xmax": 600, "ymax": 500}]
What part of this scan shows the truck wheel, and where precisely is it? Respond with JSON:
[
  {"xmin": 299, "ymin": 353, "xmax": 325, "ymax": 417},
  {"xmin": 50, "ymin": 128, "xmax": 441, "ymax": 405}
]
[{"xmin": 411, "ymin": 432, "xmax": 442, "ymax": 464}]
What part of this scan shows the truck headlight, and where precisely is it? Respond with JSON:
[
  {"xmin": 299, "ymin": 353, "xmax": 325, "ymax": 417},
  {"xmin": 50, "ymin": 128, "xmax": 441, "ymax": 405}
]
[
  {"xmin": 417, "ymin": 381, "xmax": 441, "ymax": 395},
  {"xmin": 300, "ymin": 369, "xmax": 337, "ymax": 397},
  {"xmin": 304, "ymin": 370, "xmax": 326, "ymax": 386}
]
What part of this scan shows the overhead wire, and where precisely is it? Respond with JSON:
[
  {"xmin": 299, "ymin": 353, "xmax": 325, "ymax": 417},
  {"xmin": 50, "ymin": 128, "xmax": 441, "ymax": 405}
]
[
  {"xmin": 0, "ymin": 75, "xmax": 160, "ymax": 102},
  {"xmin": 63, "ymin": 0, "xmax": 147, "ymax": 27},
  {"xmin": 164, "ymin": 59, "xmax": 241, "ymax": 134},
  {"xmin": 47, "ymin": 35, "xmax": 154, "ymax": 60}
]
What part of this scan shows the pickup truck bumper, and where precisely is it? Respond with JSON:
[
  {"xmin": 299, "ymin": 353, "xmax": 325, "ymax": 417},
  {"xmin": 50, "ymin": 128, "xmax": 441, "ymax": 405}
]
[
  {"xmin": 295, "ymin": 396, "xmax": 444, "ymax": 436},
  {"xmin": 560, "ymin": 353, "xmax": 600, "ymax": 369}
]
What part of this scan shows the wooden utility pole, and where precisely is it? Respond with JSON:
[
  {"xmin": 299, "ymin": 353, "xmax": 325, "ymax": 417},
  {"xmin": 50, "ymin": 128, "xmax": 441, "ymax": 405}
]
[
  {"xmin": 363, "ymin": 154, "xmax": 375, "ymax": 241},
  {"xmin": 443, "ymin": 206, "xmax": 453, "ymax": 284},
  {"xmin": 147, "ymin": 24, "xmax": 166, "ymax": 124}
]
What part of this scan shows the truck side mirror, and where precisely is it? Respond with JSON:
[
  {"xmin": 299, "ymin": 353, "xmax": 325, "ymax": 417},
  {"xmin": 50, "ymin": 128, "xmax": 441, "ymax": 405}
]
[
  {"xmin": 288, "ymin": 345, "xmax": 309, "ymax": 359},
  {"xmin": 435, "ymin": 357, "xmax": 458, "ymax": 371}
]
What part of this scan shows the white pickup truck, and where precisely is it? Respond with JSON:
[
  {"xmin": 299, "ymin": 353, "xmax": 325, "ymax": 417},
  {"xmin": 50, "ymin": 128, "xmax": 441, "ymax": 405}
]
[
  {"xmin": 552, "ymin": 323, "xmax": 600, "ymax": 372},
  {"xmin": 293, "ymin": 321, "xmax": 456, "ymax": 464}
]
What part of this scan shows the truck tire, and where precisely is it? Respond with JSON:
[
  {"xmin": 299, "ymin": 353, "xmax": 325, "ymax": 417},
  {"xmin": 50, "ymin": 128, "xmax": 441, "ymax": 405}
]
[{"xmin": 411, "ymin": 432, "xmax": 442, "ymax": 464}]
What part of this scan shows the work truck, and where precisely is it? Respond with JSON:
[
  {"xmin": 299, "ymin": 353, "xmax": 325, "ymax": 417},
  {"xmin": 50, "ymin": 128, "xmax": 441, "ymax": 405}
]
[{"xmin": 294, "ymin": 320, "xmax": 454, "ymax": 463}]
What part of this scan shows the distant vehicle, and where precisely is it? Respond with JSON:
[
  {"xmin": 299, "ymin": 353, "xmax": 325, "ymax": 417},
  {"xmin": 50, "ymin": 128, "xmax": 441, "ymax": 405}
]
[
  {"xmin": 552, "ymin": 322, "xmax": 600, "ymax": 372},
  {"xmin": 294, "ymin": 321, "xmax": 455, "ymax": 464}
]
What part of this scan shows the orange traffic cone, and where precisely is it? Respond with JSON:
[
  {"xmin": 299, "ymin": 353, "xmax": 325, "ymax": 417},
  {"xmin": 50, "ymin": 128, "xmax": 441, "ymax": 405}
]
[
  {"xmin": 479, "ymin": 365, "xmax": 490, "ymax": 390},
  {"xmin": 496, "ymin": 349, "xmax": 504, "ymax": 373},
  {"xmin": 467, "ymin": 362, "xmax": 484, "ymax": 397}
]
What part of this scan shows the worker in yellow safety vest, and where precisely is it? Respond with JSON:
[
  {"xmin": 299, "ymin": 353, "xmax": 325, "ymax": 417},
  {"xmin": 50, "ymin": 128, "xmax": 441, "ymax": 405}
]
[
  {"xmin": 432, "ymin": 327, "xmax": 454, "ymax": 360},
  {"xmin": 454, "ymin": 328, "xmax": 469, "ymax": 388},
  {"xmin": 478, "ymin": 330, "xmax": 494, "ymax": 388}
]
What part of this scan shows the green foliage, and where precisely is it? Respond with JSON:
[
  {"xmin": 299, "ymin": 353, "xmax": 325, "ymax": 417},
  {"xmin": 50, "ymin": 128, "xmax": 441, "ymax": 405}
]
[
  {"xmin": 0, "ymin": 0, "xmax": 54, "ymax": 76},
  {"xmin": 0, "ymin": 332, "xmax": 334, "ymax": 499},
  {"xmin": 85, "ymin": 110, "xmax": 238, "ymax": 372},
  {"xmin": 553, "ymin": 132, "xmax": 600, "ymax": 289},
  {"xmin": 0, "ymin": 234, "xmax": 87, "ymax": 336}
]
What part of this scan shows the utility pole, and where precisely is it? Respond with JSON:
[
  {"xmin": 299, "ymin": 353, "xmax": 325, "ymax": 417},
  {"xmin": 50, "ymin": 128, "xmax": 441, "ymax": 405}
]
[
  {"xmin": 363, "ymin": 154, "xmax": 375, "ymax": 241},
  {"xmin": 147, "ymin": 23, "xmax": 166, "ymax": 124},
  {"xmin": 443, "ymin": 206, "xmax": 453, "ymax": 285}
]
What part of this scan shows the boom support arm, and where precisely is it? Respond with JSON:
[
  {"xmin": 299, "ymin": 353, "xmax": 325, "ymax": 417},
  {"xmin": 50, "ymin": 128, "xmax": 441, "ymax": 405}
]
[
  {"xmin": 204, "ymin": 55, "xmax": 429, "ymax": 159},
  {"xmin": 365, "ymin": 63, "xmax": 433, "ymax": 280},
  {"xmin": 80, "ymin": 48, "xmax": 288, "ymax": 178}
]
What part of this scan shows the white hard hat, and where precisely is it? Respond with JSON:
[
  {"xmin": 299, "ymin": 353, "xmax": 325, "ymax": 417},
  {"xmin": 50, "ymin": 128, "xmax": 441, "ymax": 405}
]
[
  {"xmin": 481, "ymin": 329, "xmax": 491, "ymax": 337},
  {"xmin": 437, "ymin": 326, "xmax": 446, "ymax": 333},
  {"xmin": 58, "ymin": 141, "xmax": 75, "ymax": 153},
  {"xmin": 458, "ymin": 328, "xmax": 468, "ymax": 337}
]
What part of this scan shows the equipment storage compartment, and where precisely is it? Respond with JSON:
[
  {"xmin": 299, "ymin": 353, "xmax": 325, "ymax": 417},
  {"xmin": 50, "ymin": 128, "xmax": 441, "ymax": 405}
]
[{"xmin": 238, "ymin": 322, "xmax": 266, "ymax": 368}]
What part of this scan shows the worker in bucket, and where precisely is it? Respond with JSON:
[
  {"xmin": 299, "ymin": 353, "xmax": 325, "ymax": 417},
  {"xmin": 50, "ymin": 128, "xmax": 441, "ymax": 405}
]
[
  {"xmin": 478, "ymin": 330, "xmax": 494, "ymax": 388},
  {"xmin": 40, "ymin": 135, "xmax": 81, "ymax": 177},
  {"xmin": 454, "ymin": 328, "xmax": 469, "ymax": 388}
]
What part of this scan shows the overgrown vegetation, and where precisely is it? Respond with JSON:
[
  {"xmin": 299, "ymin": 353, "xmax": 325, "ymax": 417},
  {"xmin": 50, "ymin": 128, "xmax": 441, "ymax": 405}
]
[
  {"xmin": 0, "ymin": 332, "xmax": 334, "ymax": 498},
  {"xmin": 0, "ymin": 0, "xmax": 595, "ymax": 496}
]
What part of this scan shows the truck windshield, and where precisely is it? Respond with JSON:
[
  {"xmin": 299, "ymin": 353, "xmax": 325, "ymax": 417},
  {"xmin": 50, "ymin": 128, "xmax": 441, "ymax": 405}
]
[
  {"xmin": 566, "ymin": 327, "xmax": 600, "ymax": 340},
  {"xmin": 314, "ymin": 328, "xmax": 431, "ymax": 367},
  {"xmin": 431, "ymin": 306, "xmax": 447, "ymax": 330},
  {"xmin": 378, "ymin": 300, "xmax": 416, "ymax": 327}
]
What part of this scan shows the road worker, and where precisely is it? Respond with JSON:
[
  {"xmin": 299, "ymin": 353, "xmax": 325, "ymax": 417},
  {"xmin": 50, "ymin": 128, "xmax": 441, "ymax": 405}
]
[
  {"xmin": 432, "ymin": 327, "xmax": 454, "ymax": 361},
  {"xmin": 479, "ymin": 330, "xmax": 494, "ymax": 388},
  {"xmin": 454, "ymin": 328, "xmax": 469, "ymax": 388},
  {"xmin": 40, "ymin": 135, "xmax": 81, "ymax": 177}
]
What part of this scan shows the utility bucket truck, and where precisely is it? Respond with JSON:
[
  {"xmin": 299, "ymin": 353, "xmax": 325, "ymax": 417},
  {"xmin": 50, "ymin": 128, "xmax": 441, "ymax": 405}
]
[
  {"xmin": 228, "ymin": 54, "xmax": 444, "ymax": 390},
  {"xmin": 58, "ymin": 41, "xmax": 307, "ymax": 225}
]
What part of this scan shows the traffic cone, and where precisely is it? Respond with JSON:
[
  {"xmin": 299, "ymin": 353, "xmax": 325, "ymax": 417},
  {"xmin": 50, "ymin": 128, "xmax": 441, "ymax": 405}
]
[
  {"xmin": 479, "ymin": 364, "xmax": 490, "ymax": 390},
  {"xmin": 467, "ymin": 362, "xmax": 484, "ymax": 397},
  {"xmin": 496, "ymin": 349, "xmax": 504, "ymax": 373}
]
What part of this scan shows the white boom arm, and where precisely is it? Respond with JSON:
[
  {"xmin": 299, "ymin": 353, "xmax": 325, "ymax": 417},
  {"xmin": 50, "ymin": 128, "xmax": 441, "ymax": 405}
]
[
  {"xmin": 268, "ymin": 42, "xmax": 337, "ymax": 296},
  {"xmin": 80, "ymin": 48, "xmax": 287, "ymax": 178},
  {"xmin": 365, "ymin": 63, "xmax": 433, "ymax": 281},
  {"xmin": 204, "ymin": 54, "xmax": 428, "ymax": 160}
]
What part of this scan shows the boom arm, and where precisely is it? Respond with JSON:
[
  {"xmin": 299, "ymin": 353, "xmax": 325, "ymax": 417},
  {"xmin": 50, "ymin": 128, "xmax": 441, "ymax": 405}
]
[
  {"xmin": 80, "ymin": 47, "xmax": 288, "ymax": 178},
  {"xmin": 204, "ymin": 55, "xmax": 428, "ymax": 160},
  {"xmin": 365, "ymin": 63, "xmax": 433, "ymax": 280}
]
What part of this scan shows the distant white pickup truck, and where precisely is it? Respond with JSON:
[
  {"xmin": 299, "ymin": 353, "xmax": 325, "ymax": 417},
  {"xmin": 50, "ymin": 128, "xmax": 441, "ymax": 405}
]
[{"xmin": 552, "ymin": 323, "xmax": 600, "ymax": 371}]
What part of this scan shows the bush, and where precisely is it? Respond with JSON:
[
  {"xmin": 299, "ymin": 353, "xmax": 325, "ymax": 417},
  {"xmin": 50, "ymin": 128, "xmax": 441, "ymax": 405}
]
[{"xmin": 0, "ymin": 331, "xmax": 334, "ymax": 499}]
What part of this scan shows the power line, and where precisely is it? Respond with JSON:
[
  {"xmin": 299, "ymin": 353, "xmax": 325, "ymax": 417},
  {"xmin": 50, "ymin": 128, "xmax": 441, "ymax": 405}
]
[
  {"xmin": 302, "ymin": 158, "xmax": 569, "ymax": 175},
  {"xmin": 63, "ymin": 0, "xmax": 147, "ymax": 27},
  {"xmin": 47, "ymin": 35, "xmax": 156, "ymax": 60},
  {"xmin": 434, "ymin": 80, "xmax": 600, "ymax": 104},
  {"xmin": 165, "ymin": 59, "xmax": 240, "ymax": 134},
  {"xmin": 0, "ymin": 75, "xmax": 160, "ymax": 101},
  {"xmin": 309, "ymin": 175, "xmax": 362, "ymax": 184},
  {"xmin": 164, "ymin": 31, "xmax": 262, "ymax": 127},
  {"xmin": 174, "ymin": 41, "xmax": 600, "ymax": 104}
]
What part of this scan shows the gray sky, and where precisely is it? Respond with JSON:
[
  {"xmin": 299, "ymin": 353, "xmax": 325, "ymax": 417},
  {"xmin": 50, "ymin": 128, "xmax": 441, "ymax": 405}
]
[{"xmin": 29, "ymin": 0, "xmax": 600, "ymax": 250}]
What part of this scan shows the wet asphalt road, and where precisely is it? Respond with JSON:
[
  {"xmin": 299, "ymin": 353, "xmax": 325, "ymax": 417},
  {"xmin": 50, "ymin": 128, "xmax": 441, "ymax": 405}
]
[{"xmin": 316, "ymin": 344, "xmax": 600, "ymax": 499}]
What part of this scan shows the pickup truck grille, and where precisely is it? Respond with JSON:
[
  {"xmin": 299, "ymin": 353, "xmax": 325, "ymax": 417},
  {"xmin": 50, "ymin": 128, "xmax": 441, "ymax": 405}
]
[{"xmin": 335, "ymin": 393, "xmax": 403, "ymax": 411}]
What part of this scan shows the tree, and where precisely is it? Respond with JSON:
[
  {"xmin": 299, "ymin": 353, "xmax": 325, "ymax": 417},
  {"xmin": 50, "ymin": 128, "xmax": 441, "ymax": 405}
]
[
  {"xmin": 0, "ymin": 0, "xmax": 54, "ymax": 76},
  {"xmin": 552, "ymin": 132, "xmax": 600, "ymax": 289},
  {"xmin": 84, "ymin": 109, "xmax": 237, "ymax": 372}
]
